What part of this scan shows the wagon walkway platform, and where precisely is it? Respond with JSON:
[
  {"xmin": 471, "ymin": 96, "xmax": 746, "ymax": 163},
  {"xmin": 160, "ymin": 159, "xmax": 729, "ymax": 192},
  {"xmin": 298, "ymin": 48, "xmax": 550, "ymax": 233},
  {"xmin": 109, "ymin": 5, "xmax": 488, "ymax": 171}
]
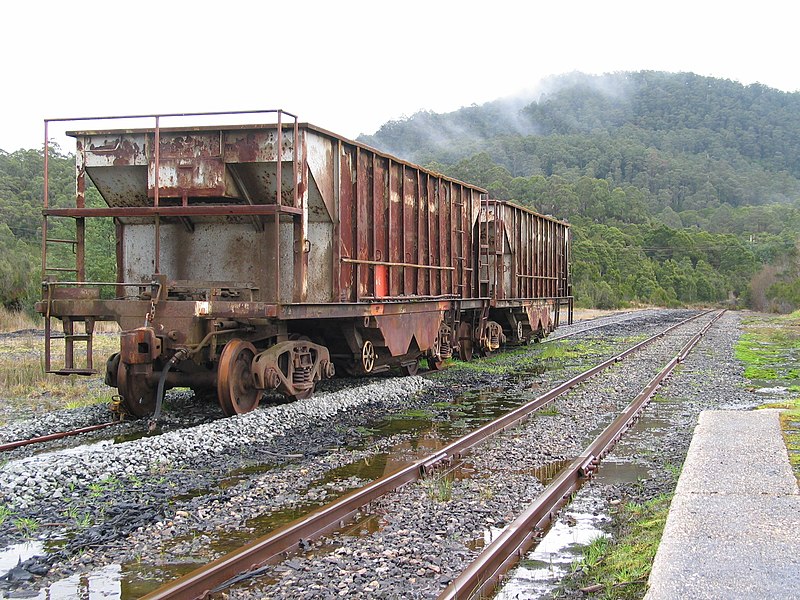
[{"xmin": 645, "ymin": 409, "xmax": 800, "ymax": 599}]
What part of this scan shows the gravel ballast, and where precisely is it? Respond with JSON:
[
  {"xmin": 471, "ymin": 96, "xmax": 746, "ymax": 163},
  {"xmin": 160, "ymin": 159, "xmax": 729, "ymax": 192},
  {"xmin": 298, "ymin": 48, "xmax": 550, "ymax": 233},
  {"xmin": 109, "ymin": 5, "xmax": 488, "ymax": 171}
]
[
  {"xmin": 222, "ymin": 311, "xmax": 723, "ymax": 598},
  {"xmin": 0, "ymin": 308, "xmax": 747, "ymax": 598}
]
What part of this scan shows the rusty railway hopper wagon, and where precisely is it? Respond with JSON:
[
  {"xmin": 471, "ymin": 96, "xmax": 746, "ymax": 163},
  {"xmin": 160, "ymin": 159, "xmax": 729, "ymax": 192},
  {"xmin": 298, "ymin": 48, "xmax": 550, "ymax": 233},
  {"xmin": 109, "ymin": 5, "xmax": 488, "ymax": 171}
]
[{"xmin": 37, "ymin": 110, "xmax": 573, "ymax": 418}]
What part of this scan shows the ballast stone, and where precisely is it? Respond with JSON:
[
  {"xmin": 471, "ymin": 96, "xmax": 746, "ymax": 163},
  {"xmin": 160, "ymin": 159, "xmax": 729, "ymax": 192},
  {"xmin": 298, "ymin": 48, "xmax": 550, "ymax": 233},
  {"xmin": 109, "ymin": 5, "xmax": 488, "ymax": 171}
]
[{"xmin": 0, "ymin": 377, "xmax": 432, "ymax": 511}]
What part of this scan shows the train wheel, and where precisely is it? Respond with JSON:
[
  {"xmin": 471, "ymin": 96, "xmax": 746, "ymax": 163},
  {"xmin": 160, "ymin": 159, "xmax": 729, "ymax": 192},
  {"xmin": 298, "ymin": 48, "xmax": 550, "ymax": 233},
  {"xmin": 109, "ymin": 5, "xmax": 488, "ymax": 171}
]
[
  {"xmin": 117, "ymin": 362, "xmax": 157, "ymax": 417},
  {"xmin": 361, "ymin": 341, "xmax": 376, "ymax": 373},
  {"xmin": 457, "ymin": 322, "xmax": 474, "ymax": 361},
  {"xmin": 403, "ymin": 359, "xmax": 420, "ymax": 376},
  {"xmin": 217, "ymin": 339, "xmax": 261, "ymax": 417}
]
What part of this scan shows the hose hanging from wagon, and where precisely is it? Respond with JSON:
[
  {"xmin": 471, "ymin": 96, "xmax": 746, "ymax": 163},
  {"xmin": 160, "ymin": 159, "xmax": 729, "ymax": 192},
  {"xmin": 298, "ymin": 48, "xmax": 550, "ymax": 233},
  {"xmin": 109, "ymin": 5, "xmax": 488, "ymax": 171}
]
[{"xmin": 148, "ymin": 349, "xmax": 188, "ymax": 431}]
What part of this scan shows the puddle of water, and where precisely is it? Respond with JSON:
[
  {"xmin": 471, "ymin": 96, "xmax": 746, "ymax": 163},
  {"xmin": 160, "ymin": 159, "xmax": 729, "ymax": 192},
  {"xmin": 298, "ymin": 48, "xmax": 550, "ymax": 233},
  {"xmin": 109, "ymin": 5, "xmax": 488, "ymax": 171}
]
[
  {"xmin": 593, "ymin": 456, "xmax": 651, "ymax": 483},
  {"xmin": 216, "ymin": 463, "xmax": 274, "ymax": 490},
  {"xmin": 118, "ymin": 562, "xmax": 202, "ymax": 598},
  {"xmin": 107, "ymin": 377, "xmax": 553, "ymax": 596},
  {"xmin": 0, "ymin": 541, "xmax": 44, "ymax": 578},
  {"xmin": 467, "ymin": 525, "xmax": 506, "ymax": 551},
  {"xmin": 755, "ymin": 386, "xmax": 789, "ymax": 395},
  {"xmin": 495, "ymin": 392, "xmax": 672, "ymax": 598},
  {"xmin": 527, "ymin": 459, "xmax": 572, "ymax": 485},
  {"xmin": 495, "ymin": 502, "xmax": 609, "ymax": 600},
  {"xmin": 0, "ymin": 564, "xmax": 122, "ymax": 600}
]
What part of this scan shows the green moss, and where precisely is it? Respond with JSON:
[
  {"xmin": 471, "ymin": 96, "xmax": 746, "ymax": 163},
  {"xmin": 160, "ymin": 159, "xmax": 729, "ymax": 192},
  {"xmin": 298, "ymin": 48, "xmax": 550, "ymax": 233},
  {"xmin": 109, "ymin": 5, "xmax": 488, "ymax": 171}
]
[
  {"xmin": 776, "ymin": 397, "xmax": 800, "ymax": 484},
  {"xmin": 735, "ymin": 316, "xmax": 800, "ymax": 384},
  {"xmin": 744, "ymin": 365, "xmax": 779, "ymax": 380},
  {"xmin": 447, "ymin": 338, "xmax": 609, "ymax": 377},
  {"xmin": 741, "ymin": 313, "xmax": 800, "ymax": 483}
]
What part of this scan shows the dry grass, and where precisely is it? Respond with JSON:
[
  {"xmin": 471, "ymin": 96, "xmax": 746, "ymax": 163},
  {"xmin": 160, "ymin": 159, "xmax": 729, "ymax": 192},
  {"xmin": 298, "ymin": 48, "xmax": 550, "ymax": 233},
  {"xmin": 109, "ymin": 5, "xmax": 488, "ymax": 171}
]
[
  {"xmin": 0, "ymin": 307, "xmax": 41, "ymax": 332},
  {"xmin": 0, "ymin": 331, "xmax": 120, "ymax": 424},
  {"xmin": 0, "ymin": 306, "xmax": 120, "ymax": 334}
]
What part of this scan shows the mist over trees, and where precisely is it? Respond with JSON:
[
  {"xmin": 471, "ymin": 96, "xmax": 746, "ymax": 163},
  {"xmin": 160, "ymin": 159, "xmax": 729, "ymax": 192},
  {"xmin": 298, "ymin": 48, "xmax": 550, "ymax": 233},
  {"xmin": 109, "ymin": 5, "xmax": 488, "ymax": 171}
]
[
  {"xmin": 1, "ymin": 71, "xmax": 798, "ymax": 312},
  {"xmin": 361, "ymin": 71, "xmax": 800, "ymax": 311}
]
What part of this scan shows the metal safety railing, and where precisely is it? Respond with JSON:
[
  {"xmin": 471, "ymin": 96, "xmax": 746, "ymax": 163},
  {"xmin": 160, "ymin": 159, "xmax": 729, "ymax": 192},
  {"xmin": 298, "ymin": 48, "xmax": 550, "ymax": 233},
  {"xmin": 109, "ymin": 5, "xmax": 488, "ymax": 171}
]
[
  {"xmin": 42, "ymin": 109, "xmax": 299, "ymax": 281},
  {"xmin": 41, "ymin": 110, "xmax": 299, "ymax": 373}
]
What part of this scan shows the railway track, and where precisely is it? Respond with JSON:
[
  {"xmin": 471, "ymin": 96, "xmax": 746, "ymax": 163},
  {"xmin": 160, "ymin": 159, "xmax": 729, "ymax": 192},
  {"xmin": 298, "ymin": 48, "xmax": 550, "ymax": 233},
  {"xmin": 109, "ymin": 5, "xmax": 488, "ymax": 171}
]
[
  {"xmin": 441, "ymin": 310, "xmax": 724, "ymax": 599},
  {"xmin": 0, "ymin": 421, "xmax": 120, "ymax": 453},
  {"xmin": 548, "ymin": 310, "xmax": 641, "ymax": 341},
  {"xmin": 142, "ymin": 309, "xmax": 722, "ymax": 599}
]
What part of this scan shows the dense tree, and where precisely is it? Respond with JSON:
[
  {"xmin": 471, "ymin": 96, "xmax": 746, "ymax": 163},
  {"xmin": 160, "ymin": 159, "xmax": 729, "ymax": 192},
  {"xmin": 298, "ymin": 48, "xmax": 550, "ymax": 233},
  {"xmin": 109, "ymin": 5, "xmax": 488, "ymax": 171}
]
[
  {"xmin": 361, "ymin": 71, "xmax": 800, "ymax": 311},
  {"xmin": 0, "ymin": 147, "xmax": 115, "ymax": 309}
]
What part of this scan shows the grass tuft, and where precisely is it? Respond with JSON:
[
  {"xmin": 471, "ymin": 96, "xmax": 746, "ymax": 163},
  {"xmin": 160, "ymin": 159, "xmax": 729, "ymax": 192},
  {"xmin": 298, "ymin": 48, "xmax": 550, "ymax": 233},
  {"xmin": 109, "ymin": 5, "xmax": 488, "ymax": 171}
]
[
  {"xmin": 421, "ymin": 476, "xmax": 453, "ymax": 502},
  {"xmin": 538, "ymin": 404, "xmax": 561, "ymax": 416},
  {"xmin": 13, "ymin": 517, "xmax": 39, "ymax": 538}
]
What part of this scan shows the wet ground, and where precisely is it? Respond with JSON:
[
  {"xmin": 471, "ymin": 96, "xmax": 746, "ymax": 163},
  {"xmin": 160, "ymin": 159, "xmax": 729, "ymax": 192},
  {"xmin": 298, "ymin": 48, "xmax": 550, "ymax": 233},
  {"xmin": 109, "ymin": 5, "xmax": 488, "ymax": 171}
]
[
  {"xmin": 0, "ymin": 309, "xmax": 707, "ymax": 598},
  {"xmin": 495, "ymin": 311, "xmax": 768, "ymax": 599}
]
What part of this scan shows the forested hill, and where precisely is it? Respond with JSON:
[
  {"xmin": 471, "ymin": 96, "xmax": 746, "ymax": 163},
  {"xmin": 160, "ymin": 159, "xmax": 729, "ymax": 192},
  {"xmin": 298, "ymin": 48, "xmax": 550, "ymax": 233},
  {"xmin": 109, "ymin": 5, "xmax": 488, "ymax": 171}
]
[
  {"xmin": 359, "ymin": 71, "xmax": 800, "ymax": 311},
  {"xmin": 360, "ymin": 71, "xmax": 800, "ymax": 210},
  {"xmin": 0, "ymin": 71, "xmax": 798, "ymax": 313}
]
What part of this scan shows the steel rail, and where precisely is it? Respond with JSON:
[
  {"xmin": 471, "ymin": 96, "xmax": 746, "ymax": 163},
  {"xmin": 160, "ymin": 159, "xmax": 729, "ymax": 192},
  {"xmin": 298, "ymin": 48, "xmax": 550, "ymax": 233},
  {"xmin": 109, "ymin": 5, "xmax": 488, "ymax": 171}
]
[
  {"xmin": 439, "ymin": 309, "xmax": 726, "ymax": 600},
  {"xmin": 548, "ymin": 310, "xmax": 639, "ymax": 341},
  {"xmin": 0, "ymin": 421, "xmax": 119, "ymax": 453},
  {"xmin": 142, "ymin": 310, "xmax": 715, "ymax": 600}
]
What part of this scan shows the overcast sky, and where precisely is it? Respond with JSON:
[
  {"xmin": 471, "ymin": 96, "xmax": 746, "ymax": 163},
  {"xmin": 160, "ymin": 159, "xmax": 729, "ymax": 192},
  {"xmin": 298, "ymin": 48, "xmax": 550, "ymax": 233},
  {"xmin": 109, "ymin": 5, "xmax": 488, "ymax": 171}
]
[{"xmin": 3, "ymin": 0, "xmax": 797, "ymax": 152}]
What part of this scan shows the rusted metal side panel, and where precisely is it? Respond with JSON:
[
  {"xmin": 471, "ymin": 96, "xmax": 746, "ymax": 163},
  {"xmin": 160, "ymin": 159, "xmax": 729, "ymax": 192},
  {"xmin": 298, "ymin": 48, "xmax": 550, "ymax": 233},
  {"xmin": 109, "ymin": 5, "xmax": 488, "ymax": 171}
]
[
  {"xmin": 372, "ymin": 156, "xmax": 388, "ymax": 298},
  {"xmin": 415, "ymin": 171, "xmax": 424, "ymax": 295},
  {"xmin": 355, "ymin": 147, "xmax": 371, "ymax": 300},
  {"xmin": 388, "ymin": 160, "xmax": 403, "ymax": 296},
  {"xmin": 546, "ymin": 220, "xmax": 552, "ymax": 297},
  {"xmin": 69, "ymin": 120, "xmax": 488, "ymax": 309},
  {"xmin": 338, "ymin": 148, "xmax": 355, "ymax": 302},
  {"xmin": 402, "ymin": 166, "xmax": 416, "ymax": 296},
  {"xmin": 550, "ymin": 220, "xmax": 556, "ymax": 297},
  {"xmin": 536, "ymin": 217, "xmax": 543, "ymax": 297},
  {"xmin": 148, "ymin": 132, "xmax": 226, "ymax": 199},
  {"xmin": 555, "ymin": 224, "xmax": 562, "ymax": 296},
  {"xmin": 467, "ymin": 186, "xmax": 478, "ymax": 299},
  {"xmin": 455, "ymin": 184, "xmax": 471, "ymax": 299},
  {"xmin": 526, "ymin": 215, "xmax": 533, "ymax": 298},
  {"xmin": 437, "ymin": 180, "xmax": 446, "ymax": 296},
  {"xmin": 451, "ymin": 184, "xmax": 460, "ymax": 296},
  {"xmin": 332, "ymin": 140, "xmax": 342, "ymax": 302},
  {"xmin": 293, "ymin": 132, "xmax": 308, "ymax": 303},
  {"xmin": 498, "ymin": 203, "xmax": 506, "ymax": 300},
  {"xmin": 421, "ymin": 174, "xmax": 430, "ymax": 296},
  {"xmin": 493, "ymin": 200, "xmax": 570, "ymax": 301}
]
